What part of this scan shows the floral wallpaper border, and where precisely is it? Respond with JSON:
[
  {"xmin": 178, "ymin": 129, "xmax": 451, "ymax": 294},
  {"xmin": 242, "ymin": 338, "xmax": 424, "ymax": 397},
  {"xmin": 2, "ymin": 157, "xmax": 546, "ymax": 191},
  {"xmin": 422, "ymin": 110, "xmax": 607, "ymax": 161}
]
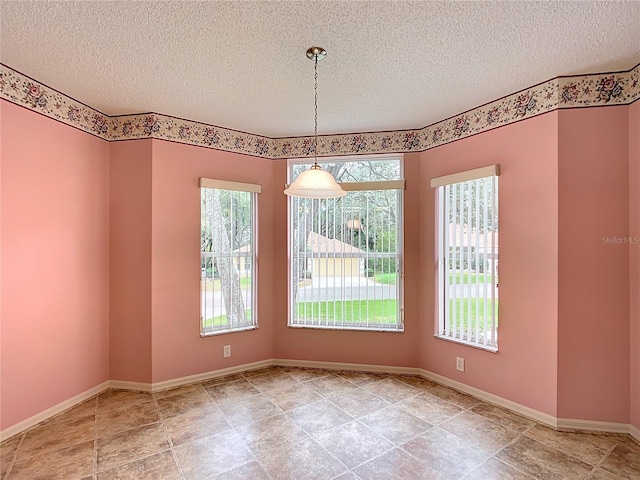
[{"xmin": 1, "ymin": 62, "xmax": 638, "ymax": 159}]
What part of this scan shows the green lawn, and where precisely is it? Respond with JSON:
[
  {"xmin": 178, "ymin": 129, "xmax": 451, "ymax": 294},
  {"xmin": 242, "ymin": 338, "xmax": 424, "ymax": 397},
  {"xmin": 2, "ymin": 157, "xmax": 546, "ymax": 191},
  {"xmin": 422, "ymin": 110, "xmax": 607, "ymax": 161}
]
[
  {"xmin": 202, "ymin": 293, "xmax": 497, "ymax": 330},
  {"xmin": 449, "ymin": 272, "xmax": 497, "ymax": 284},
  {"xmin": 374, "ymin": 272, "xmax": 498, "ymax": 285},
  {"xmin": 373, "ymin": 273, "xmax": 397, "ymax": 284},
  {"xmin": 202, "ymin": 310, "xmax": 252, "ymax": 328},
  {"xmin": 295, "ymin": 299, "xmax": 398, "ymax": 324},
  {"xmin": 446, "ymin": 298, "xmax": 499, "ymax": 332},
  {"xmin": 202, "ymin": 276, "xmax": 252, "ymax": 292},
  {"xmin": 293, "ymin": 298, "xmax": 497, "ymax": 329}
]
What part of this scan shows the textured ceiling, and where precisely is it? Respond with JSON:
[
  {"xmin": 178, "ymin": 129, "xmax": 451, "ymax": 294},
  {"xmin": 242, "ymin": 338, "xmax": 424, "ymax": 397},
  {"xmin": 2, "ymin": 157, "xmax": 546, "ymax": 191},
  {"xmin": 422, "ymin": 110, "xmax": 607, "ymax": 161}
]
[{"xmin": 1, "ymin": 1, "xmax": 639, "ymax": 138}]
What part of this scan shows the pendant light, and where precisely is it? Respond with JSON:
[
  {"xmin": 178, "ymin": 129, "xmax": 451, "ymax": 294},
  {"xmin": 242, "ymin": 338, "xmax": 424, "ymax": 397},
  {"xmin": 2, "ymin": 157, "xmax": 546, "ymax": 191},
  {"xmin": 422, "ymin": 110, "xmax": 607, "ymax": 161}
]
[{"xmin": 284, "ymin": 47, "xmax": 346, "ymax": 198}]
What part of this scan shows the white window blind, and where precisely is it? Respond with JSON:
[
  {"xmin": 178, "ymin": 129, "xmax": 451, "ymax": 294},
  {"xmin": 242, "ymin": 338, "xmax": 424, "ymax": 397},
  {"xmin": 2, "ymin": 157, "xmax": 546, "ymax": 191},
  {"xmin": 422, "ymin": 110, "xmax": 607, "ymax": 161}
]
[
  {"xmin": 433, "ymin": 165, "xmax": 499, "ymax": 350},
  {"xmin": 200, "ymin": 178, "xmax": 259, "ymax": 335},
  {"xmin": 288, "ymin": 159, "xmax": 404, "ymax": 331}
]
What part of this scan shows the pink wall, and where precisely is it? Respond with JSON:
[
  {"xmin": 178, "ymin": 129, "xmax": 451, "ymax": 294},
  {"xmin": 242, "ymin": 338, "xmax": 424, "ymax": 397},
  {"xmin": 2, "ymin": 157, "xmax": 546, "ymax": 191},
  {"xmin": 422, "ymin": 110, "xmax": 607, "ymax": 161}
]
[
  {"xmin": 557, "ymin": 107, "xmax": 630, "ymax": 422},
  {"xmin": 1, "ymin": 100, "xmax": 110, "ymax": 429},
  {"xmin": 271, "ymin": 158, "xmax": 422, "ymax": 368},
  {"xmin": 419, "ymin": 113, "xmax": 560, "ymax": 416},
  {"xmin": 1, "ymin": 96, "xmax": 638, "ymax": 433},
  {"xmin": 109, "ymin": 140, "xmax": 153, "ymax": 383},
  {"xmin": 630, "ymin": 101, "xmax": 640, "ymax": 430},
  {"xmin": 149, "ymin": 140, "xmax": 274, "ymax": 383}
]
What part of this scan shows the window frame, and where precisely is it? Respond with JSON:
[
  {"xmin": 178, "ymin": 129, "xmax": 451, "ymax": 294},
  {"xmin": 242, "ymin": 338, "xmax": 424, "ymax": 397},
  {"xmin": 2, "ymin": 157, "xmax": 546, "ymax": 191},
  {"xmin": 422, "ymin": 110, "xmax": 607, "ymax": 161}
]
[
  {"xmin": 199, "ymin": 178, "xmax": 260, "ymax": 336},
  {"xmin": 432, "ymin": 165, "xmax": 499, "ymax": 351},
  {"xmin": 286, "ymin": 156, "xmax": 405, "ymax": 332}
]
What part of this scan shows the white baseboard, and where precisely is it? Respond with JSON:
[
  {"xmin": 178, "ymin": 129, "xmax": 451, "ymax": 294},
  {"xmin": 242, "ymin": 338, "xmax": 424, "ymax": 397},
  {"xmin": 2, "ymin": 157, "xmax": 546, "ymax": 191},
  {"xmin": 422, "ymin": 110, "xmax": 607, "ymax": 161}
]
[
  {"xmin": 273, "ymin": 358, "xmax": 421, "ymax": 376},
  {"xmin": 109, "ymin": 379, "xmax": 152, "ymax": 392},
  {"xmin": 109, "ymin": 360, "xmax": 274, "ymax": 394},
  {"xmin": 2, "ymin": 360, "xmax": 637, "ymax": 444},
  {"xmin": 418, "ymin": 369, "xmax": 559, "ymax": 429},
  {"xmin": 557, "ymin": 418, "xmax": 630, "ymax": 435},
  {"xmin": 149, "ymin": 359, "xmax": 273, "ymax": 392},
  {"xmin": 0, "ymin": 381, "xmax": 109, "ymax": 442}
]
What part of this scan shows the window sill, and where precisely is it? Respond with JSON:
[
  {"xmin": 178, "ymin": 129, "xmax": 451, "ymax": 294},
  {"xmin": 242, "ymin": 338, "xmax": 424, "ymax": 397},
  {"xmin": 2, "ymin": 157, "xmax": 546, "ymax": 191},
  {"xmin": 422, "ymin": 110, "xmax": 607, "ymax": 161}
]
[
  {"xmin": 201, "ymin": 325, "xmax": 258, "ymax": 337},
  {"xmin": 434, "ymin": 334, "xmax": 498, "ymax": 353},
  {"xmin": 288, "ymin": 324, "xmax": 404, "ymax": 333}
]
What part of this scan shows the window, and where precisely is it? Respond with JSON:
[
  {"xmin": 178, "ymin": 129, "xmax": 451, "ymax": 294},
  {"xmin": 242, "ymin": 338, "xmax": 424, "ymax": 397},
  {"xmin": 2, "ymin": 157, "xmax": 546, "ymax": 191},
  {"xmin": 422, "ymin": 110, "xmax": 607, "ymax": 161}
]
[
  {"xmin": 432, "ymin": 165, "xmax": 499, "ymax": 351},
  {"xmin": 200, "ymin": 178, "xmax": 260, "ymax": 335},
  {"xmin": 288, "ymin": 158, "xmax": 404, "ymax": 331}
]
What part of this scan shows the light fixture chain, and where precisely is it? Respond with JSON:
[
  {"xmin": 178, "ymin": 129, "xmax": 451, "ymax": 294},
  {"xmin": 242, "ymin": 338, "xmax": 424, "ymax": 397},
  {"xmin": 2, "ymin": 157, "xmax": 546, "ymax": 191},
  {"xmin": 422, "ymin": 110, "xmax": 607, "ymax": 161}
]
[
  {"xmin": 314, "ymin": 54, "xmax": 318, "ymax": 164},
  {"xmin": 283, "ymin": 47, "xmax": 344, "ymax": 198}
]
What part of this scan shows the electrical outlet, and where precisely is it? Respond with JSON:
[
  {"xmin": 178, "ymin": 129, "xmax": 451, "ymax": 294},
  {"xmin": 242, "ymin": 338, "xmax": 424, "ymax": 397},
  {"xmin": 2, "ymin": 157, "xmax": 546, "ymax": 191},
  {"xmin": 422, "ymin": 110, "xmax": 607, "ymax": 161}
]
[
  {"xmin": 456, "ymin": 357, "xmax": 465, "ymax": 372},
  {"xmin": 223, "ymin": 345, "xmax": 231, "ymax": 358}
]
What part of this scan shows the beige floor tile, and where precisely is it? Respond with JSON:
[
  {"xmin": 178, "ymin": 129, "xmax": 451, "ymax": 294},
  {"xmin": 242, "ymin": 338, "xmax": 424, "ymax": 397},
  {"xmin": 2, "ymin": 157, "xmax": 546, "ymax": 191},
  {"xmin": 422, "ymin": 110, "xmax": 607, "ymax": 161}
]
[
  {"xmin": 7, "ymin": 367, "xmax": 636, "ymax": 480},
  {"xmin": 97, "ymin": 401, "xmax": 160, "ymax": 437},
  {"xmin": 17, "ymin": 414, "xmax": 95, "ymax": 459},
  {"xmin": 0, "ymin": 434, "xmax": 22, "ymax": 477},
  {"xmin": 402, "ymin": 427, "xmax": 489, "ymax": 479},
  {"xmin": 173, "ymin": 429, "xmax": 253, "ymax": 478},
  {"xmin": 470, "ymin": 403, "xmax": 535, "ymax": 432},
  {"xmin": 263, "ymin": 383, "xmax": 323, "ymax": 411},
  {"xmin": 152, "ymin": 383, "xmax": 205, "ymax": 400},
  {"xmin": 360, "ymin": 405, "xmax": 432, "ymax": 444},
  {"xmin": 463, "ymin": 457, "xmax": 536, "ymax": 480},
  {"xmin": 395, "ymin": 375, "xmax": 439, "ymax": 391},
  {"xmin": 441, "ymin": 411, "xmax": 519, "ymax": 454},
  {"xmin": 288, "ymin": 399, "xmax": 354, "ymax": 435},
  {"xmin": 279, "ymin": 367, "xmax": 332, "ymax": 382},
  {"xmin": 96, "ymin": 451, "xmax": 181, "ymax": 480},
  {"xmin": 155, "ymin": 387, "xmax": 216, "ymax": 418},
  {"xmin": 217, "ymin": 393, "xmax": 283, "ymax": 427},
  {"xmin": 496, "ymin": 435, "xmax": 593, "ymax": 480},
  {"xmin": 304, "ymin": 374, "xmax": 359, "ymax": 397},
  {"xmin": 429, "ymin": 386, "xmax": 481, "ymax": 409},
  {"xmin": 96, "ymin": 422, "xmax": 170, "ymax": 472},
  {"xmin": 525, "ymin": 424, "xmax": 615, "ymax": 465},
  {"xmin": 601, "ymin": 442, "xmax": 640, "ymax": 478},
  {"xmin": 335, "ymin": 370, "xmax": 388, "ymax": 386},
  {"xmin": 590, "ymin": 467, "xmax": 623, "ymax": 480},
  {"xmin": 328, "ymin": 387, "xmax": 391, "ymax": 418},
  {"xmin": 163, "ymin": 405, "xmax": 231, "ymax": 446},
  {"xmin": 97, "ymin": 390, "xmax": 153, "ymax": 409},
  {"xmin": 200, "ymin": 373, "xmax": 245, "ymax": 386},
  {"xmin": 362, "ymin": 378, "xmax": 420, "ymax": 403},
  {"xmin": 354, "ymin": 447, "xmax": 446, "ymax": 480},
  {"xmin": 242, "ymin": 367, "xmax": 283, "ymax": 378},
  {"xmin": 212, "ymin": 460, "xmax": 271, "ymax": 479},
  {"xmin": 260, "ymin": 438, "xmax": 347, "ymax": 480},
  {"xmin": 398, "ymin": 392, "xmax": 463, "ymax": 425},
  {"xmin": 315, "ymin": 420, "xmax": 394, "ymax": 469},
  {"xmin": 333, "ymin": 472, "xmax": 361, "ymax": 480},
  {"xmin": 45, "ymin": 399, "xmax": 97, "ymax": 427},
  {"xmin": 8, "ymin": 440, "xmax": 94, "ymax": 480},
  {"xmin": 246, "ymin": 370, "xmax": 299, "ymax": 392},
  {"xmin": 204, "ymin": 378, "xmax": 261, "ymax": 404},
  {"xmin": 236, "ymin": 413, "xmax": 309, "ymax": 458}
]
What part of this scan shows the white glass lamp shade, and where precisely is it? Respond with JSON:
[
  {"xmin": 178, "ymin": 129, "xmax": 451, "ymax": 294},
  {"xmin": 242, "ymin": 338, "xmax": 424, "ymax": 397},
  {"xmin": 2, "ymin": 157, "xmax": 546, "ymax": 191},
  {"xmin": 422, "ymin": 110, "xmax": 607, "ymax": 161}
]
[{"xmin": 284, "ymin": 166, "xmax": 346, "ymax": 198}]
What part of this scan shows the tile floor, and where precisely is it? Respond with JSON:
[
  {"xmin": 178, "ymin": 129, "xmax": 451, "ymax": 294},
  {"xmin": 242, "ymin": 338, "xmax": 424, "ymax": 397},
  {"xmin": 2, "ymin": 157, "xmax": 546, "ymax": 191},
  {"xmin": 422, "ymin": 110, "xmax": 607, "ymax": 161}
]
[{"xmin": 1, "ymin": 366, "xmax": 639, "ymax": 479}]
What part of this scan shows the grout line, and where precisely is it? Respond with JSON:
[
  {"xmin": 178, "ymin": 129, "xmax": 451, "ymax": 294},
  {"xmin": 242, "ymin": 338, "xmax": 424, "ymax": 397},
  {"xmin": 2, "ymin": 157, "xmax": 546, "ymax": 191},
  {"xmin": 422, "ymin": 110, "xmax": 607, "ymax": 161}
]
[
  {"xmin": 587, "ymin": 444, "xmax": 617, "ymax": 479},
  {"xmin": 488, "ymin": 431, "xmax": 538, "ymax": 478},
  {"xmin": 521, "ymin": 425, "xmax": 620, "ymax": 470},
  {"xmin": 3, "ymin": 367, "xmax": 636, "ymax": 479},
  {"xmin": 1, "ymin": 432, "xmax": 25, "ymax": 480},
  {"xmin": 153, "ymin": 395, "xmax": 187, "ymax": 480}
]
